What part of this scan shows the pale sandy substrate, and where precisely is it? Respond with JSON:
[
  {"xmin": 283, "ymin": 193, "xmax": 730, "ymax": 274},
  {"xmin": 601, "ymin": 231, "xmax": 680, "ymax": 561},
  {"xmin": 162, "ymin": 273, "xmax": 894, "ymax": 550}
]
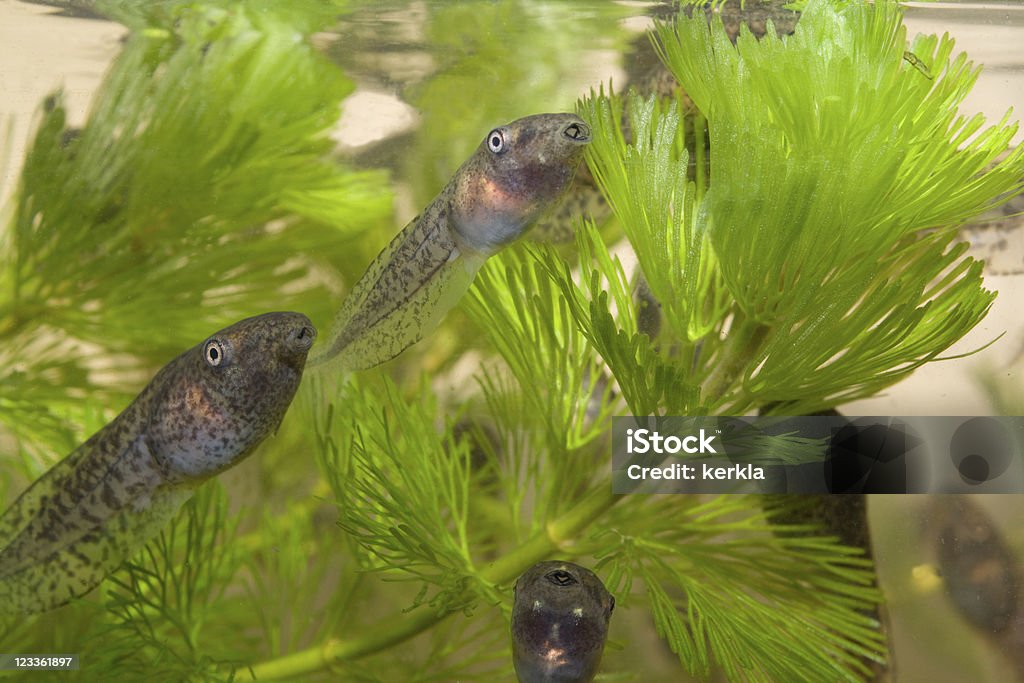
[{"xmin": 0, "ymin": 0, "xmax": 126, "ymax": 207}]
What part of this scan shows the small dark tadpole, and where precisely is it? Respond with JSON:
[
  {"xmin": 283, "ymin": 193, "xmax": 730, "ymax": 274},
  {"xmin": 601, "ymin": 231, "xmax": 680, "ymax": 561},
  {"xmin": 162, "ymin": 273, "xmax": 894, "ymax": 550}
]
[
  {"xmin": 926, "ymin": 496, "xmax": 1020, "ymax": 634},
  {"xmin": 511, "ymin": 561, "xmax": 614, "ymax": 683}
]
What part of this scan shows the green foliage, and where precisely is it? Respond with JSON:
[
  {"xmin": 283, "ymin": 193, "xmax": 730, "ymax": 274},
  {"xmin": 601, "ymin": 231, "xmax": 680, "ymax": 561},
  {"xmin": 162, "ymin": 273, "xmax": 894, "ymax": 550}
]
[
  {"xmin": 466, "ymin": 246, "xmax": 618, "ymax": 453},
  {"xmin": 4, "ymin": 1, "xmax": 1023, "ymax": 682},
  {"xmin": 91, "ymin": 483, "xmax": 246, "ymax": 681},
  {"xmin": 575, "ymin": 0, "xmax": 1023, "ymax": 415},
  {"xmin": 537, "ymin": 219, "xmax": 703, "ymax": 415},
  {"xmin": 315, "ymin": 375, "xmax": 483, "ymax": 607},
  {"xmin": 299, "ymin": 333, "xmax": 881, "ymax": 681},
  {"xmin": 0, "ymin": 0, "xmax": 392, "ymax": 464},
  {"xmin": 579, "ymin": 92, "xmax": 727, "ymax": 344},
  {"xmin": 598, "ymin": 496, "xmax": 884, "ymax": 682}
]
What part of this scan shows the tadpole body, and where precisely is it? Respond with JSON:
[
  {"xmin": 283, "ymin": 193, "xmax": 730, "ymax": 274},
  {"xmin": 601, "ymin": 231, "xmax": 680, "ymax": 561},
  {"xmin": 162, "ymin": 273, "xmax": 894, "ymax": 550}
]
[
  {"xmin": 511, "ymin": 560, "xmax": 615, "ymax": 683},
  {"xmin": 0, "ymin": 313, "xmax": 315, "ymax": 614},
  {"xmin": 312, "ymin": 113, "xmax": 590, "ymax": 371}
]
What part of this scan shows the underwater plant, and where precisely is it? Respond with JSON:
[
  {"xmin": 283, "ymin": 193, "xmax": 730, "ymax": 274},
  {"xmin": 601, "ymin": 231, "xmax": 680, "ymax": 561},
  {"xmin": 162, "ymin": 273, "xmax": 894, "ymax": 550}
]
[
  {"xmin": 2, "ymin": 0, "xmax": 1024, "ymax": 681},
  {"xmin": 0, "ymin": 0, "xmax": 391, "ymax": 469},
  {"xmin": 0, "ymin": 0, "xmax": 390, "ymax": 675}
]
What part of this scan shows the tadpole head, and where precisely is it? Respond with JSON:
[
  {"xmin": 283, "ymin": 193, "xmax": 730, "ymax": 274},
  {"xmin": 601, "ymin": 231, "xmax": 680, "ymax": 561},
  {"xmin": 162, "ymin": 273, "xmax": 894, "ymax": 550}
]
[
  {"xmin": 149, "ymin": 312, "xmax": 316, "ymax": 481},
  {"xmin": 450, "ymin": 113, "xmax": 591, "ymax": 255}
]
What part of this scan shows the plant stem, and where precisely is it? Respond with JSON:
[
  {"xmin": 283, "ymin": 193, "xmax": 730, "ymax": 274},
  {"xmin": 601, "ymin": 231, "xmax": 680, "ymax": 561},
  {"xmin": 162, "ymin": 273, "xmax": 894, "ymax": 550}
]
[
  {"xmin": 702, "ymin": 314, "xmax": 769, "ymax": 410},
  {"xmin": 239, "ymin": 485, "xmax": 619, "ymax": 680}
]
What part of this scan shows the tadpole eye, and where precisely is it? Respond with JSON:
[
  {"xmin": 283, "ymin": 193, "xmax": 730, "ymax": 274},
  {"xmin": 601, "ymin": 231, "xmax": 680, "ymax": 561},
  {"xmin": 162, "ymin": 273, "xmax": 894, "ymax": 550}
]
[
  {"xmin": 563, "ymin": 122, "xmax": 589, "ymax": 141},
  {"xmin": 486, "ymin": 129, "xmax": 506, "ymax": 154},
  {"xmin": 204, "ymin": 339, "xmax": 226, "ymax": 367}
]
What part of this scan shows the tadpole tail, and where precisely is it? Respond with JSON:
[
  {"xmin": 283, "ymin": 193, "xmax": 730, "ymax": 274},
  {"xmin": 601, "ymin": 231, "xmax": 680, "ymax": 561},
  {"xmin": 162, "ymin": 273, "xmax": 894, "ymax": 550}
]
[
  {"xmin": 311, "ymin": 208, "xmax": 485, "ymax": 372},
  {"xmin": 0, "ymin": 487, "xmax": 191, "ymax": 615},
  {"xmin": 0, "ymin": 429, "xmax": 186, "ymax": 615}
]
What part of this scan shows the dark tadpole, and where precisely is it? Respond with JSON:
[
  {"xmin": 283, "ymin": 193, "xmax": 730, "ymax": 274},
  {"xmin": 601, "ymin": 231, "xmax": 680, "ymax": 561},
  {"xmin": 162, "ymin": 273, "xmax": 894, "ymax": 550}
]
[
  {"xmin": 511, "ymin": 561, "xmax": 615, "ymax": 683},
  {"xmin": 925, "ymin": 496, "xmax": 1024, "ymax": 679}
]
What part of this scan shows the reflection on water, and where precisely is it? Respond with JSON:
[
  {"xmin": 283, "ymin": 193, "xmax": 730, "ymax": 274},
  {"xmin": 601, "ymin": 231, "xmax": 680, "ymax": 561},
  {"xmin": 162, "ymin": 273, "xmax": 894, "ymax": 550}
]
[{"xmin": 1, "ymin": 1, "xmax": 1023, "ymax": 682}]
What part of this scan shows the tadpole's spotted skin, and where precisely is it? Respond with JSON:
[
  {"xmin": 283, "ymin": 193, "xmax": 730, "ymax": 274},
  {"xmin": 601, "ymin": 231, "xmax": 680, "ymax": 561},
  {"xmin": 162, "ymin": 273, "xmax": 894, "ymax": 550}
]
[
  {"xmin": 311, "ymin": 113, "xmax": 590, "ymax": 371},
  {"xmin": 0, "ymin": 312, "xmax": 315, "ymax": 615},
  {"xmin": 511, "ymin": 561, "xmax": 615, "ymax": 683}
]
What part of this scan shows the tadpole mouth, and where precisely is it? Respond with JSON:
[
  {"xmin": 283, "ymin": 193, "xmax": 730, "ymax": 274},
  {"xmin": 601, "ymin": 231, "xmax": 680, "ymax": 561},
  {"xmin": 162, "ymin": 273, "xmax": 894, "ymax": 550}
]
[{"xmin": 563, "ymin": 121, "xmax": 591, "ymax": 143}]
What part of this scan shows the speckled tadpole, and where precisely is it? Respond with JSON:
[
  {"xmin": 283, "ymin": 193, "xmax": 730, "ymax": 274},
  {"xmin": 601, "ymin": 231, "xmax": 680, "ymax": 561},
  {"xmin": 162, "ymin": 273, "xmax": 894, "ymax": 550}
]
[
  {"xmin": 512, "ymin": 561, "xmax": 615, "ymax": 683},
  {"xmin": 0, "ymin": 312, "xmax": 315, "ymax": 615},
  {"xmin": 311, "ymin": 113, "xmax": 591, "ymax": 371}
]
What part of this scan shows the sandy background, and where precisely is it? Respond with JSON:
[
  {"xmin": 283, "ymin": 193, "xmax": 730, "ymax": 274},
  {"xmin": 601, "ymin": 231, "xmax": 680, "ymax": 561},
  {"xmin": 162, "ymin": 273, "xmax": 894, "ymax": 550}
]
[{"xmin": 0, "ymin": 1, "xmax": 126, "ymax": 207}]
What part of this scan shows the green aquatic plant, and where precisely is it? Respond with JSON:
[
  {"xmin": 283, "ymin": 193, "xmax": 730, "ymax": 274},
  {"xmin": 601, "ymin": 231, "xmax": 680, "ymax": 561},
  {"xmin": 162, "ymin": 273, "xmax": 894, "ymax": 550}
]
[
  {"xmin": 250, "ymin": 364, "xmax": 874, "ymax": 681},
  {"xmin": 4, "ymin": 0, "xmax": 1024, "ymax": 682},
  {"xmin": 88, "ymin": 483, "xmax": 247, "ymax": 681},
  {"xmin": 284, "ymin": 1, "xmax": 1015, "ymax": 680},
  {"xmin": 602, "ymin": 0, "xmax": 1022, "ymax": 416},
  {"xmin": 0, "ymin": 0, "xmax": 391, "ymax": 466}
]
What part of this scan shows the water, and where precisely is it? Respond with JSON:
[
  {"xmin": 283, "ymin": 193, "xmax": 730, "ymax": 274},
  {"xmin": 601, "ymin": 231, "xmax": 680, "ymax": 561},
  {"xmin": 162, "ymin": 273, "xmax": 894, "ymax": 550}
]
[{"xmin": 1, "ymin": 1, "xmax": 1024, "ymax": 681}]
